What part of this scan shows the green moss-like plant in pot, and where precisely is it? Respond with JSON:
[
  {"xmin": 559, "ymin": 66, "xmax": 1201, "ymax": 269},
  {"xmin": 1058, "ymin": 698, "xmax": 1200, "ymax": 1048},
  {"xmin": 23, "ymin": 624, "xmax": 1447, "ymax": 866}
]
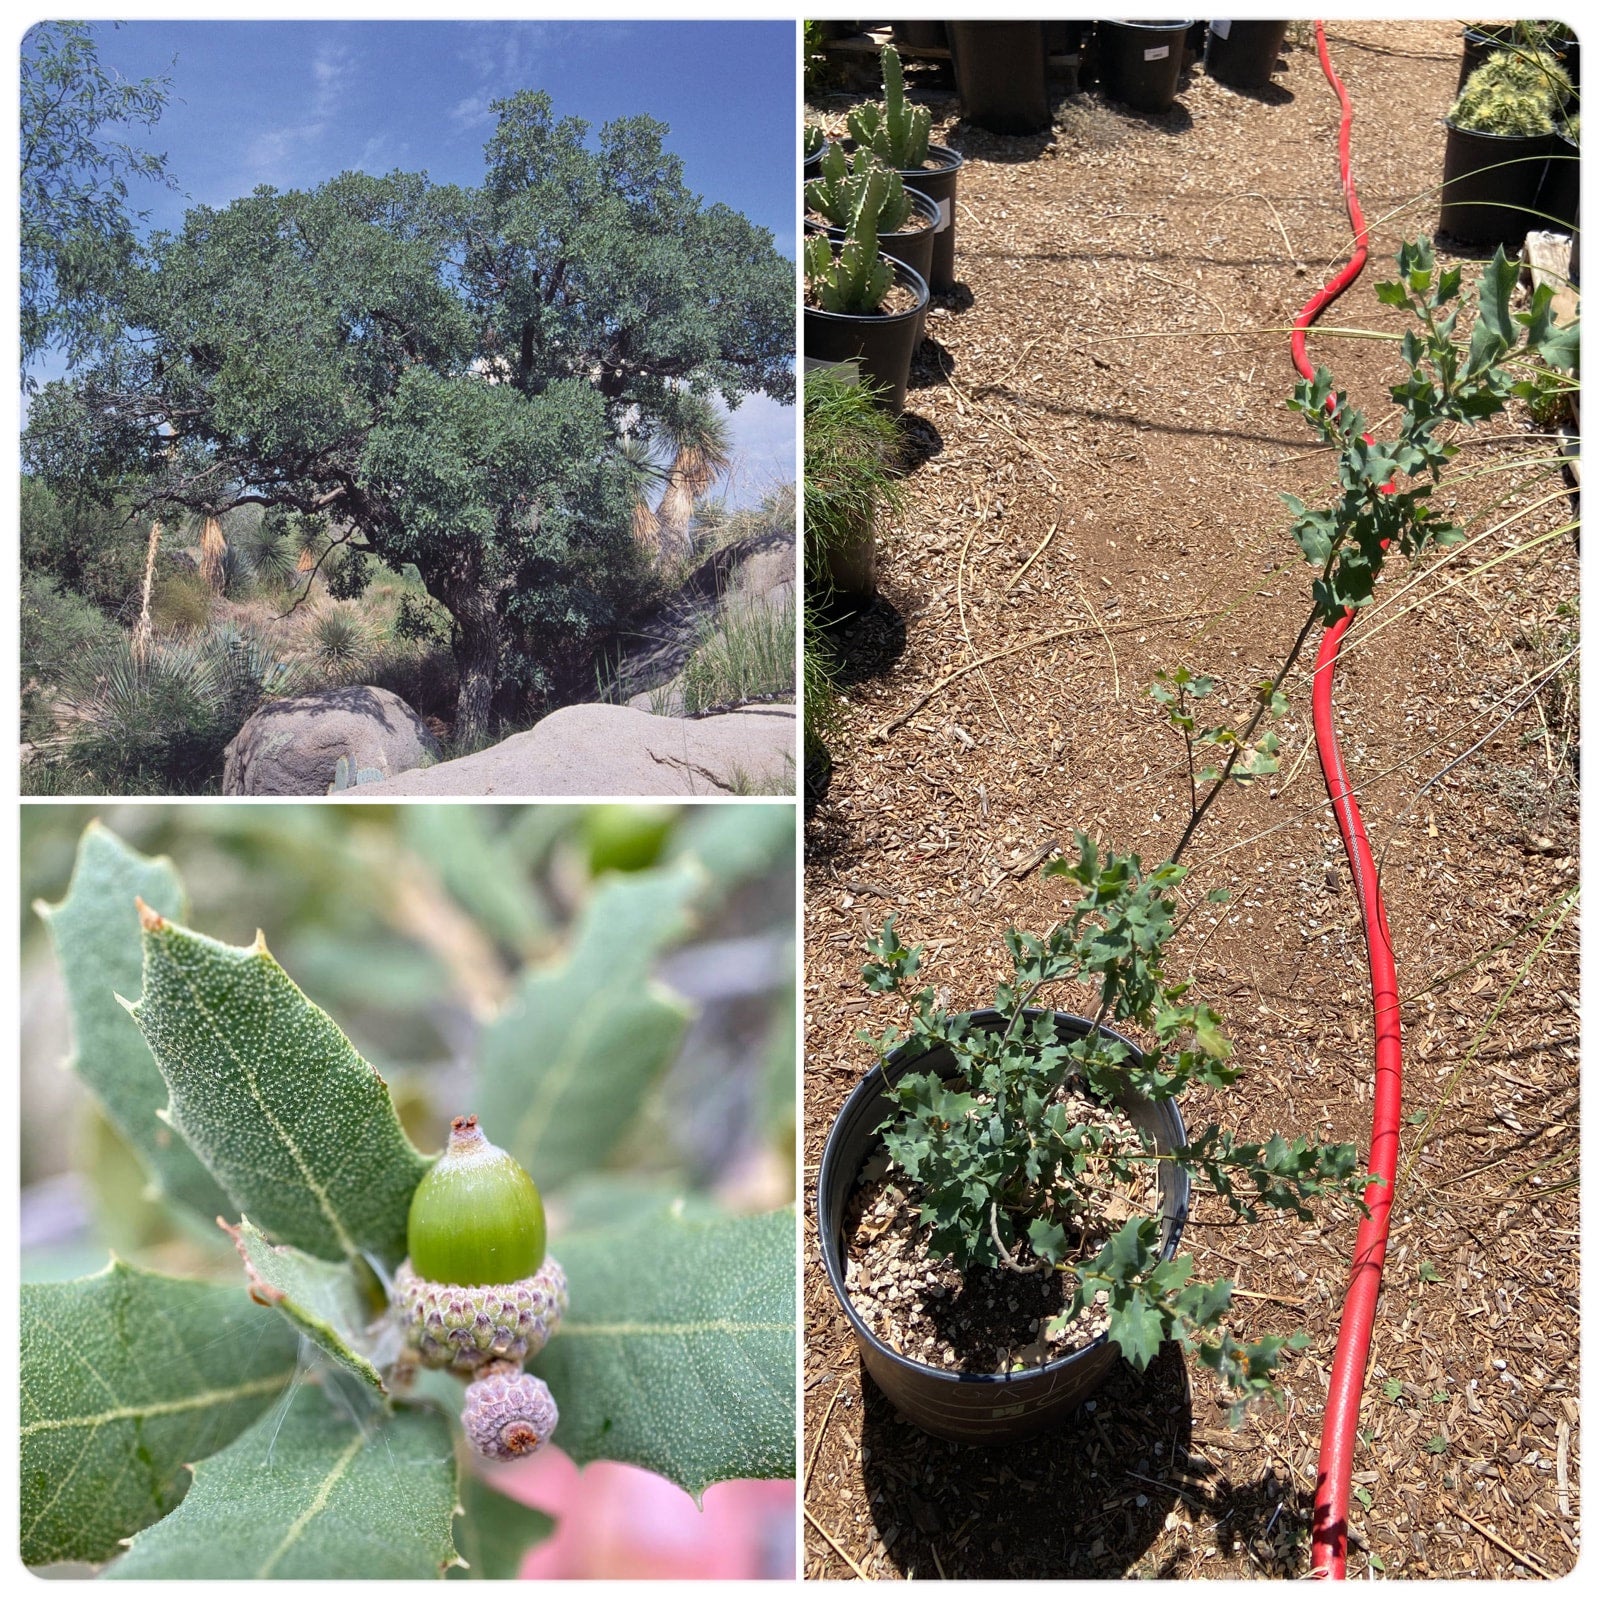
[{"xmin": 1441, "ymin": 48, "xmax": 1570, "ymax": 245}]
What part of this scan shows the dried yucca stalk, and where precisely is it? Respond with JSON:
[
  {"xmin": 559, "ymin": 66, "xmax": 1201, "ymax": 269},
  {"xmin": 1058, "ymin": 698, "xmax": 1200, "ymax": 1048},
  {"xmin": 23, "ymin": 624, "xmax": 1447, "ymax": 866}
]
[
  {"xmin": 198, "ymin": 516, "xmax": 227, "ymax": 591},
  {"xmin": 131, "ymin": 520, "xmax": 162, "ymax": 665}
]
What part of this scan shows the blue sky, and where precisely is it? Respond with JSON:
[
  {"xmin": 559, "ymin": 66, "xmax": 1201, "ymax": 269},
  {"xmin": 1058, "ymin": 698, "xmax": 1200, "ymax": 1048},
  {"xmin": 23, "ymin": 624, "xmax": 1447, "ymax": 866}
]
[{"xmin": 22, "ymin": 18, "xmax": 798, "ymax": 495}]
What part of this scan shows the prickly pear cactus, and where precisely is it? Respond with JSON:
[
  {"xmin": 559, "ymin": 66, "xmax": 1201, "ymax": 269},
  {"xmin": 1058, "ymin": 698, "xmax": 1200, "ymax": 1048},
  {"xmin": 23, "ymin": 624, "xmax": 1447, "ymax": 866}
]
[{"xmin": 847, "ymin": 44, "xmax": 932, "ymax": 171}]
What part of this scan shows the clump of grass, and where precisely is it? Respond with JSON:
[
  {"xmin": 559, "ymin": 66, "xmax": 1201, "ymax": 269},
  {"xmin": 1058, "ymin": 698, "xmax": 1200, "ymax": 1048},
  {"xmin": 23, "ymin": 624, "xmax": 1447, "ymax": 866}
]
[
  {"xmin": 678, "ymin": 596, "xmax": 796, "ymax": 715},
  {"xmin": 149, "ymin": 570, "xmax": 215, "ymax": 630}
]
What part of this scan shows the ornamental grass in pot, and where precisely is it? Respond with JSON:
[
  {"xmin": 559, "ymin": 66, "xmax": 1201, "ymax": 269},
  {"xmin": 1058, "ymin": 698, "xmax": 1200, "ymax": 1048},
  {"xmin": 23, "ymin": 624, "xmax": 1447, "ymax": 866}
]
[
  {"xmin": 847, "ymin": 43, "xmax": 965, "ymax": 292},
  {"xmin": 1441, "ymin": 47, "xmax": 1571, "ymax": 245},
  {"xmin": 817, "ymin": 834, "xmax": 1371, "ymax": 1444}
]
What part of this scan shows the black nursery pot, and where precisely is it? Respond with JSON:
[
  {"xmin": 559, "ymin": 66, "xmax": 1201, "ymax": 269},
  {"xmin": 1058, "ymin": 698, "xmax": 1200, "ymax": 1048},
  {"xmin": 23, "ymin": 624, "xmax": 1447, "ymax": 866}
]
[
  {"xmin": 1439, "ymin": 120, "xmax": 1558, "ymax": 247},
  {"xmin": 803, "ymin": 254, "xmax": 930, "ymax": 413},
  {"xmin": 843, "ymin": 139, "xmax": 965, "ymax": 294},
  {"xmin": 1204, "ymin": 20, "xmax": 1289, "ymax": 91},
  {"xmin": 1098, "ymin": 19, "xmax": 1194, "ymax": 113},
  {"xmin": 1538, "ymin": 128, "xmax": 1580, "ymax": 235},
  {"xmin": 807, "ymin": 185, "xmax": 941, "ymax": 314},
  {"xmin": 948, "ymin": 20, "xmax": 1051, "ymax": 135},
  {"xmin": 816, "ymin": 1009, "xmax": 1192, "ymax": 1444}
]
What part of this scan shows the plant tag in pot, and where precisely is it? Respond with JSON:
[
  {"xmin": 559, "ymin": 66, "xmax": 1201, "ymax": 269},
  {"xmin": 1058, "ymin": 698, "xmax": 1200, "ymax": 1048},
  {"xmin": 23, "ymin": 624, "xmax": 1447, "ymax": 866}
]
[
  {"xmin": 1212, "ymin": 20, "xmax": 1232, "ymax": 40},
  {"xmin": 1145, "ymin": 45, "xmax": 1171, "ymax": 60}
]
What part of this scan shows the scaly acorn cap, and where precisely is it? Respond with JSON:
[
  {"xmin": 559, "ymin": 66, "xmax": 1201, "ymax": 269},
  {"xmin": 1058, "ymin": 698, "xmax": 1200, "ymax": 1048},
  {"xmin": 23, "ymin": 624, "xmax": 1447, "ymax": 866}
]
[
  {"xmin": 461, "ymin": 1361, "xmax": 560, "ymax": 1460},
  {"xmin": 408, "ymin": 1114, "xmax": 546, "ymax": 1287}
]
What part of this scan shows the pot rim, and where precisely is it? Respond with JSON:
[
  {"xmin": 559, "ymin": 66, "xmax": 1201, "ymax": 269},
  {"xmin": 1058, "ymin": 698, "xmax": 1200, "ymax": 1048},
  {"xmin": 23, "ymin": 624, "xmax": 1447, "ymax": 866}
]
[
  {"xmin": 816, "ymin": 1006, "xmax": 1190, "ymax": 1391},
  {"xmin": 802, "ymin": 253, "xmax": 930, "ymax": 326},
  {"xmin": 839, "ymin": 137, "xmax": 966, "ymax": 179},
  {"xmin": 804, "ymin": 184, "xmax": 941, "ymax": 244},
  {"xmin": 1104, "ymin": 19, "xmax": 1198, "ymax": 33}
]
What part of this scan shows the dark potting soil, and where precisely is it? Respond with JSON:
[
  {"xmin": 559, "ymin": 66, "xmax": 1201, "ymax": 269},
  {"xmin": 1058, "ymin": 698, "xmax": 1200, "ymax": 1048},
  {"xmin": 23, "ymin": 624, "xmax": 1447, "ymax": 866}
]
[
  {"xmin": 805, "ymin": 206, "xmax": 936, "ymax": 235},
  {"xmin": 841, "ymin": 1086, "xmax": 1159, "ymax": 1374}
]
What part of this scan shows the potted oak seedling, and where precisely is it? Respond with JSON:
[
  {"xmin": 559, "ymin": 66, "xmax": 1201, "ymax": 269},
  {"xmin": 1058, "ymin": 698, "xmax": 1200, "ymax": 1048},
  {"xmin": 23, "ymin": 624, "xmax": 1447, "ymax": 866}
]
[
  {"xmin": 817, "ymin": 836, "xmax": 1367, "ymax": 1442},
  {"xmin": 1441, "ymin": 48, "xmax": 1571, "ymax": 245},
  {"xmin": 805, "ymin": 142, "xmax": 940, "ymax": 302},
  {"xmin": 847, "ymin": 43, "xmax": 964, "ymax": 292},
  {"xmin": 803, "ymin": 194, "xmax": 929, "ymax": 414}
]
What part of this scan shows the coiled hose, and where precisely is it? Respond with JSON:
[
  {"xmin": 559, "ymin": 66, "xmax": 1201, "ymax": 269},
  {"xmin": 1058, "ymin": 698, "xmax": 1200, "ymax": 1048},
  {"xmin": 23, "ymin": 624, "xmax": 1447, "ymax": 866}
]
[{"xmin": 1292, "ymin": 23, "xmax": 1405, "ymax": 1581}]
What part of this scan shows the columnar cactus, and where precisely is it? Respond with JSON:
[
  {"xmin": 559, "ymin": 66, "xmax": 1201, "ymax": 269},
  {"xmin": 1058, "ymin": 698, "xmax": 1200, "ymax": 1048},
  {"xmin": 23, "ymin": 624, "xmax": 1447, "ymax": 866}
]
[
  {"xmin": 806, "ymin": 144, "xmax": 915, "ymax": 234},
  {"xmin": 804, "ymin": 207, "xmax": 895, "ymax": 317},
  {"xmin": 847, "ymin": 44, "xmax": 932, "ymax": 171}
]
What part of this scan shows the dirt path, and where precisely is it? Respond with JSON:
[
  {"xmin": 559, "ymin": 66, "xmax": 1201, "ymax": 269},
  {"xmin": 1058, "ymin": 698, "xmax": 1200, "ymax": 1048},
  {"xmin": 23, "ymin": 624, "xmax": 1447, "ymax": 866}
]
[{"xmin": 804, "ymin": 23, "xmax": 1578, "ymax": 1580}]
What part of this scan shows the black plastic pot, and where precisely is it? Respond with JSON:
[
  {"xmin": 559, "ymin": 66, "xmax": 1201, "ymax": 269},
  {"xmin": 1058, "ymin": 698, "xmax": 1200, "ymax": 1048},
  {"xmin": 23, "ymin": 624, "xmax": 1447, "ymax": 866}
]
[
  {"xmin": 804, "ymin": 140, "xmax": 826, "ymax": 183},
  {"xmin": 1439, "ymin": 119, "xmax": 1557, "ymax": 247},
  {"xmin": 1538, "ymin": 128, "xmax": 1579, "ymax": 234},
  {"xmin": 891, "ymin": 21, "xmax": 948, "ymax": 53},
  {"xmin": 1204, "ymin": 19, "xmax": 1289, "ymax": 91},
  {"xmin": 806, "ymin": 185, "xmax": 940, "ymax": 318},
  {"xmin": 1098, "ymin": 20, "xmax": 1194, "ymax": 113},
  {"xmin": 817, "ymin": 1009, "xmax": 1192, "ymax": 1444},
  {"xmin": 1458, "ymin": 25, "xmax": 1578, "ymax": 93},
  {"xmin": 804, "ymin": 254, "xmax": 930, "ymax": 413},
  {"xmin": 948, "ymin": 21, "xmax": 1051, "ymax": 135}
]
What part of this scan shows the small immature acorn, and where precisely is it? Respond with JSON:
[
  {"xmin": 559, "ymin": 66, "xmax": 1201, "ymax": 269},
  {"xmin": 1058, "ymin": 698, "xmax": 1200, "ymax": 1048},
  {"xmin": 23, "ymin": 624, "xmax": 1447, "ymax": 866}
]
[
  {"xmin": 394, "ymin": 1114, "xmax": 567, "ymax": 1374},
  {"xmin": 461, "ymin": 1360, "xmax": 560, "ymax": 1460}
]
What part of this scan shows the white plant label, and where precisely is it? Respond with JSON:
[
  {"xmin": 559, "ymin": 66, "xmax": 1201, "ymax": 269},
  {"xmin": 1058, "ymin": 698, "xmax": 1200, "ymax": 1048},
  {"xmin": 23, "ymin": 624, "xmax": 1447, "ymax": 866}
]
[
  {"xmin": 936, "ymin": 198, "xmax": 952, "ymax": 231},
  {"xmin": 1212, "ymin": 20, "xmax": 1233, "ymax": 40},
  {"xmin": 1145, "ymin": 45, "xmax": 1171, "ymax": 61}
]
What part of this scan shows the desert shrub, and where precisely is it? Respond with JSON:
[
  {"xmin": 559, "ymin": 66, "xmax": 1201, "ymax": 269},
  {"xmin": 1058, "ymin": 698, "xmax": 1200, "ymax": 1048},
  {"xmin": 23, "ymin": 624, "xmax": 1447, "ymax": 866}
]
[
  {"xmin": 303, "ymin": 601, "xmax": 376, "ymax": 683},
  {"xmin": 20, "ymin": 475, "xmax": 150, "ymax": 616},
  {"xmin": 20, "ymin": 572, "xmax": 123, "ymax": 742}
]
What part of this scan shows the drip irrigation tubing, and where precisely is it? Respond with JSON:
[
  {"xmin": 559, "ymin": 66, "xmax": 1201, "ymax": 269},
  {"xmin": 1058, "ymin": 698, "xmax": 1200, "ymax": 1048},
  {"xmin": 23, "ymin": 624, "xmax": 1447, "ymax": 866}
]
[{"xmin": 1296, "ymin": 24, "xmax": 1404, "ymax": 1581}]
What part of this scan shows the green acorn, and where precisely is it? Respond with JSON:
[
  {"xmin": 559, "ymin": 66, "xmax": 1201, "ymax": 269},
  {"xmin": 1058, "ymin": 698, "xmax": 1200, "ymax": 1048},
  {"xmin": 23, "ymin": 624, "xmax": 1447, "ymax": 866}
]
[{"xmin": 393, "ymin": 1115, "xmax": 567, "ymax": 1374}]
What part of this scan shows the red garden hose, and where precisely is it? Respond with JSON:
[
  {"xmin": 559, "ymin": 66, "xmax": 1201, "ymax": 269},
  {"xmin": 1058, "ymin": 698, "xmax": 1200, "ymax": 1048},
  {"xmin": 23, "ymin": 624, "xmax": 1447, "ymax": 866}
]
[{"xmin": 1292, "ymin": 24, "xmax": 1405, "ymax": 1581}]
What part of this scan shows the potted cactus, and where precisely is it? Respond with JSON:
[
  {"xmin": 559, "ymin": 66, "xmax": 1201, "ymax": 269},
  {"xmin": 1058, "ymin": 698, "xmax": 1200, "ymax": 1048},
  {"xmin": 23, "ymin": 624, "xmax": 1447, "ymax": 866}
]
[
  {"xmin": 1441, "ymin": 48, "xmax": 1570, "ymax": 245},
  {"xmin": 803, "ymin": 198, "xmax": 929, "ymax": 413},
  {"xmin": 846, "ymin": 43, "xmax": 965, "ymax": 292},
  {"xmin": 805, "ymin": 142, "xmax": 939, "ymax": 298}
]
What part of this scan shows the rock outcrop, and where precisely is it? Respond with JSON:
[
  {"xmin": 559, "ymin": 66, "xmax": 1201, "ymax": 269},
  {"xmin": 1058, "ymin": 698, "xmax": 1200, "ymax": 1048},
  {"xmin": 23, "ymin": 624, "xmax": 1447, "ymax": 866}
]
[
  {"xmin": 344, "ymin": 702, "xmax": 795, "ymax": 797},
  {"xmin": 222, "ymin": 685, "xmax": 440, "ymax": 795}
]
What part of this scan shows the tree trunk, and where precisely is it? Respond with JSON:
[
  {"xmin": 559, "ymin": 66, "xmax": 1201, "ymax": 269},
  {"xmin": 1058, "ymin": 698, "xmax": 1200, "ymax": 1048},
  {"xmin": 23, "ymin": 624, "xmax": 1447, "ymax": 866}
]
[{"xmin": 436, "ymin": 563, "xmax": 503, "ymax": 753}]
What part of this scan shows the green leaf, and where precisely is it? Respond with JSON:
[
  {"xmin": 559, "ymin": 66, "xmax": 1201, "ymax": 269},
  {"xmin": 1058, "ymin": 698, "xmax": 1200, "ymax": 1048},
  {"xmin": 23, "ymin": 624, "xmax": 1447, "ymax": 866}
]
[
  {"xmin": 223, "ymin": 1218, "xmax": 386, "ymax": 1391},
  {"xmin": 1418, "ymin": 1260, "xmax": 1444, "ymax": 1284},
  {"xmin": 1106, "ymin": 1286, "xmax": 1166, "ymax": 1371},
  {"xmin": 399, "ymin": 807, "xmax": 551, "ymax": 956},
  {"xmin": 34, "ymin": 822, "xmax": 230, "ymax": 1222},
  {"xmin": 448, "ymin": 1476, "xmax": 555, "ymax": 1581},
  {"xmin": 534, "ymin": 1207, "xmax": 795, "ymax": 1499},
  {"xmin": 673, "ymin": 805, "xmax": 795, "ymax": 891},
  {"xmin": 126, "ymin": 907, "xmax": 431, "ymax": 1266},
  {"xmin": 479, "ymin": 862, "xmax": 699, "ymax": 1191},
  {"xmin": 21, "ymin": 1258, "xmax": 299, "ymax": 1567},
  {"xmin": 107, "ymin": 1386, "xmax": 459, "ymax": 1579}
]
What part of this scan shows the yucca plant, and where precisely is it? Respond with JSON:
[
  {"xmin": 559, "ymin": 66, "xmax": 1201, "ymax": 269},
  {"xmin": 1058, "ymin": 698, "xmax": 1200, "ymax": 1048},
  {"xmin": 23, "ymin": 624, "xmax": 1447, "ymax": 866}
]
[
  {"xmin": 197, "ymin": 516, "xmax": 227, "ymax": 592},
  {"xmin": 304, "ymin": 602, "xmax": 376, "ymax": 683}
]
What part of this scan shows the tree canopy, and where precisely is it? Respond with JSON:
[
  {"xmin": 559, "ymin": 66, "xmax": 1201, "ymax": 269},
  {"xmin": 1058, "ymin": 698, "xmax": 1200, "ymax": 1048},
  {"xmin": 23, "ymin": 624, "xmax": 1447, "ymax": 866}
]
[
  {"xmin": 21, "ymin": 21, "xmax": 176, "ymax": 381},
  {"xmin": 24, "ymin": 90, "xmax": 795, "ymax": 743}
]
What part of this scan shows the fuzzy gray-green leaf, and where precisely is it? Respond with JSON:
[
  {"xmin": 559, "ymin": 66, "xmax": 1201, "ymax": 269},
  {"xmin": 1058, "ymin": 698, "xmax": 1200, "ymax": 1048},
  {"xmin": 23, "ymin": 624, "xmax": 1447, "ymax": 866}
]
[
  {"xmin": 448, "ymin": 1476, "xmax": 555, "ymax": 1581},
  {"xmin": 34, "ymin": 822, "xmax": 230, "ymax": 1221},
  {"xmin": 533, "ymin": 1207, "xmax": 795, "ymax": 1497},
  {"xmin": 107, "ymin": 1386, "xmax": 459, "ymax": 1579},
  {"xmin": 479, "ymin": 862, "xmax": 700, "ymax": 1190},
  {"xmin": 21, "ymin": 1258, "xmax": 299, "ymax": 1567},
  {"xmin": 224, "ymin": 1217, "xmax": 386, "ymax": 1390},
  {"xmin": 126, "ymin": 908, "xmax": 430, "ymax": 1266}
]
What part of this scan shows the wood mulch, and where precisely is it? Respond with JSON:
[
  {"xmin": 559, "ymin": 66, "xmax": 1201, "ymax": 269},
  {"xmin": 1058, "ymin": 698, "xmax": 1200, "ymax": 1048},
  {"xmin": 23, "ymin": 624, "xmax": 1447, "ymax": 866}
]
[{"xmin": 803, "ymin": 22, "xmax": 1579, "ymax": 1581}]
